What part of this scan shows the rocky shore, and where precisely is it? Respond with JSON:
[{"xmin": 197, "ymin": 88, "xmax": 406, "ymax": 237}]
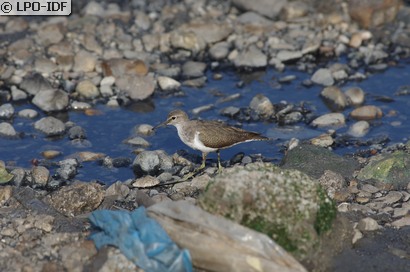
[{"xmin": 1, "ymin": 0, "xmax": 410, "ymax": 271}]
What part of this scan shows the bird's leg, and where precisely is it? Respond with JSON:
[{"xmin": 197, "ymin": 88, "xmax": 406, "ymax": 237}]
[
  {"xmin": 217, "ymin": 150, "xmax": 223, "ymax": 174},
  {"xmin": 181, "ymin": 152, "xmax": 207, "ymax": 181}
]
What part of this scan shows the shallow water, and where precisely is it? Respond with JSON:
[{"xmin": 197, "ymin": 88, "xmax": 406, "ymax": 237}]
[{"xmin": 1, "ymin": 59, "xmax": 410, "ymax": 184}]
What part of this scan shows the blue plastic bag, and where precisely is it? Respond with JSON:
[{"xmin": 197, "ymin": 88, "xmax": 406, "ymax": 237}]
[{"xmin": 89, "ymin": 207, "xmax": 193, "ymax": 272}]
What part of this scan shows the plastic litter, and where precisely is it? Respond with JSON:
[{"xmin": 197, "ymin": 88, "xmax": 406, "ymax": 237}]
[{"xmin": 89, "ymin": 206, "xmax": 193, "ymax": 272}]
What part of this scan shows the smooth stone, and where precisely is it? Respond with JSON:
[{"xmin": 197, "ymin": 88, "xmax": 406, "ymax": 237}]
[
  {"xmin": 11, "ymin": 86, "xmax": 27, "ymax": 101},
  {"xmin": 133, "ymin": 150, "xmax": 173, "ymax": 177},
  {"xmin": 278, "ymin": 75, "xmax": 296, "ymax": 83},
  {"xmin": 0, "ymin": 122, "xmax": 17, "ymax": 137},
  {"xmin": 234, "ymin": 45, "xmax": 267, "ymax": 68},
  {"xmin": 34, "ymin": 116, "xmax": 66, "ymax": 136},
  {"xmin": 320, "ymin": 86, "xmax": 348, "ymax": 111},
  {"xmin": 56, "ymin": 158, "xmax": 78, "ymax": 179},
  {"xmin": 192, "ymin": 104, "xmax": 214, "ymax": 115},
  {"xmin": 100, "ymin": 76, "xmax": 116, "ymax": 86},
  {"xmin": 132, "ymin": 176, "xmax": 160, "ymax": 188},
  {"xmin": 169, "ymin": 31, "xmax": 206, "ymax": 55},
  {"xmin": 136, "ymin": 124, "xmax": 154, "ymax": 136},
  {"xmin": 157, "ymin": 76, "xmax": 181, "ymax": 92},
  {"xmin": 0, "ymin": 103, "xmax": 15, "ymax": 119},
  {"xmin": 311, "ymin": 113, "xmax": 345, "ymax": 128},
  {"xmin": 361, "ymin": 184, "xmax": 380, "ymax": 194},
  {"xmin": 374, "ymin": 191, "xmax": 403, "ymax": 205},
  {"xmin": 102, "ymin": 58, "xmax": 148, "ymax": 77},
  {"xmin": 178, "ymin": 22, "xmax": 233, "ymax": 44},
  {"xmin": 345, "ymin": 87, "xmax": 365, "ymax": 106},
  {"xmin": 83, "ymin": 1, "xmax": 104, "ymax": 15},
  {"xmin": 116, "ymin": 74, "xmax": 155, "ymax": 101},
  {"xmin": 31, "ymin": 166, "xmax": 50, "ymax": 187},
  {"xmin": 18, "ymin": 109, "xmax": 38, "ymax": 119},
  {"xmin": 310, "ymin": 134, "xmax": 334, "ymax": 148},
  {"xmin": 350, "ymin": 105, "xmax": 383, "ymax": 120},
  {"xmin": 68, "ymin": 126, "xmax": 87, "ymax": 140},
  {"xmin": 249, "ymin": 94, "xmax": 274, "ymax": 118},
  {"xmin": 75, "ymin": 80, "xmax": 100, "ymax": 99},
  {"xmin": 73, "ymin": 50, "xmax": 96, "ymax": 73},
  {"xmin": 71, "ymin": 101, "xmax": 92, "ymax": 110},
  {"xmin": 349, "ymin": 31, "xmax": 372, "ymax": 48},
  {"xmin": 220, "ymin": 106, "xmax": 240, "ymax": 118},
  {"xmin": 124, "ymin": 136, "xmax": 150, "ymax": 147},
  {"xmin": 41, "ymin": 150, "xmax": 62, "ymax": 159},
  {"xmin": 357, "ymin": 217, "xmax": 381, "ymax": 231},
  {"xmin": 182, "ymin": 77, "xmax": 207, "ymax": 88},
  {"xmin": 36, "ymin": 24, "xmax": 64, "ymax": 46},
  {"xmin": 34, "ymin": 58, "xmax": 57, "ymax": 74},
  {"xmin": 182, "ymin": 61, "xmax": 207, "ymax": 78},
  {"xmin": 209, "ymin": 42, "xmax": 230, "ymax": 60},
  {"xmin": 32, "ymin": 89, "xmax": 69, "ymax": 112},
  {"xmin": 347, "ymin": 121, "xmax": 370, "ymax": 137},
  {"xmin": 311, "ymin": 68, "xmax": 334, "ymax": 86},
  {"xmin": 276, "ymin": 50, "xmax": 303, "ymax": 62}
]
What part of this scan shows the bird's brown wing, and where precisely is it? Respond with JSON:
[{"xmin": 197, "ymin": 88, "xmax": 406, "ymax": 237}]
[{"xmin": 196, "ymin": 120, "xmax": 268, "ymax": 149}]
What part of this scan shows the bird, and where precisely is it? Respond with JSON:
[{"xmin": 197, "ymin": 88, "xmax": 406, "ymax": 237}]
[{"xmin": 152, "ymin": 109, "xmax": 269, "ymax": 176}]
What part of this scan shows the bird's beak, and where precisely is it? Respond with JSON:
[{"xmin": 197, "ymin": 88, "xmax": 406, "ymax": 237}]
[{"xmin": 152, "ymin": 119, "xmax": 168, "ymax": 130}]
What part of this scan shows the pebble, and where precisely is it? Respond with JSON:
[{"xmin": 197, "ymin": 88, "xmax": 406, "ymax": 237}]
[
  {"xmin": 276, "ymin": 50, "xmax": 303, "ymax": 62},
  {"xmin": 68, "ymin": 126, "xmax": 87, "ymax": 140},
  {"xmin": 0, "ymin": 104, "xmax": 14, "ymax": 119},
  {"xmin": 209, "ymin": 42, "xmax": 230, "ymax": 60},
  {"xmin": 311, "ymin": 68, "xmax": 334, "ymax": 86},
  {"xmin": 124, "ymin": 136, "xmax": 150, "ymax": 147},
  {"xmin": 249, "ymin": 94, "xmax": 274, "ymax": 118},
  {"xmin": 345, "ymin": 87, "xmax": 365, "ymax": 106},
  {"xmin": 170, "ymin": 30, "xmax": 206, "ymax": 55},
  {"xmin": 133, "ymin": 150, "xmax": 173, "ymax": 177},
  {"xmin": 41, "ymin": 150, "xmax": 62, "ymax": 159},
  {"xmin": 347, "ymin": 121, "xmax": 370, "ymax": 137},
  {"xmin": 32, "ymin": 89, "xmax": 69, "ymax": 112},
  {"xmin": 0, "ymin": 122, "xmax": 17, "ymax": 137},
  {"xmin": 182, "ymin": 61, "xmax": 207, "ymax": 78},
  {"xmin": 136, "ymin": 124, "xmax": 154, "ymax": 136},
  {"xmin": 233, "ymin": 45, "xmax": 267, "ymax": 68},
  {"xmin": 357, "ymin": 217, "xmax": 381, "ymax": 231},
  {"xmin": 232, "ymin": 0, "xmax": 286, "ymax": 19},
  {"xmin": 73, "ymin": 50, "xmax": 96, "ymax": 73},
  {"xmin": 102, "ymin": 58, "xmax": 148, "ymax": 77},
  {"xmin": 132, "ymin": 175, "xmax": 160, "ymax": 188},
  {"xmin": 220, "ymin": 106, "xmax": 240, "ymax": 117},
  {"xmin": 75, "ymin": 80, "xmax": 100, "ymax": 99},
  {"xmin": 374, "ymin": 191, "xmax": 403, "ymax": 205},
  {"xmin": 157, "ymin": 76, "xmax": 181, "ymax": 92},
  {"xmin": 350, "ymin": 105, "xmax": 383, "ymax": 120},
  {"xmin": 34, "ymin": 116, "xmax": 66, "ymax": 136},
  {"xmin": 11, "ymin": 86, "xmax": 27, "ymax": 101},
  {"xmin": 311, "ymin": 113, "xmax": 345, "ymax": 127},
  {"xmin": 310, "ymin": 134, "xmax": 334, "ymax": 148},
  {"xmin": 71, "ymin": 101, "xmax": 92, "ymax": 110},
  {"xmin": 320, "ymin": 86, "xmax": 349, "ymax": 111},
  {"xmin": 19, "ymin": 73, "xmax": 53, "ymax": 95},
  {"xmin": 31, "ymin": 166, "xmax": 50, "ymax": 187},
  {"xmin": 56, "ymin": 159, "xmax": 79, "ymax": 180},
  {"xmin": 100, "ymin": 76, "xmax": 116, "ymax": 86},
  {"xmin": 192, "ymin": 104, "xmax": 214, "ymax": 115},
  {"xmin": 182, "ymin": 77, "xmax": 207, "ymax": 88},
  {"xmin": 116, "ymin": 74, "xmax": 155, "ymax": 101}
]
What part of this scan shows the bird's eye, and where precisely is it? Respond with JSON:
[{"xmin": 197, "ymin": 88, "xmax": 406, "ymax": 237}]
[{"xmin": 171, "ymin": 116, "xmax": 176, "ymax": 120}]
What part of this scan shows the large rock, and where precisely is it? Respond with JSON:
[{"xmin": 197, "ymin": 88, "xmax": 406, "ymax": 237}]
[
  {"xmin": 348, "ymin": 0, "xmax": 402, "ymax": 28},
  {"xmin": 281, "ymin": 144, "xmax": 359, "ymax": 179},
  {"xmin": 357, "ymin": 151, "xmax": 410, "ymax": 189},
  {"xmin": 199, "ymin": 162, "xmax": 336, "ymax": 261},
  {"xmin": 45, "ymin": 182, "xmax": 104, "ymax": 217},
  {"xmin": 115, "ymin": 74, "xmax": 155, "ymax": 101},
  {"xmin": 232, "ymin": 0, "xmax": 287, "ymax": 19},
  {"xmin": 133, "ymin": 150, "xmax": 173, "ymax": 177},
  {"xmin": 32, "ymin": 89, "xmax": 69, "ymax": 112}
]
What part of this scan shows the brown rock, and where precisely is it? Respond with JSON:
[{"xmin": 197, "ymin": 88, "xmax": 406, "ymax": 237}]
[
  {"xmin": 348, "ymin": 0, "xmax": 402, "ymax": 28},
  {"xmin": 102, "ymin": 58, "xmax": 148, "ymax": 77},
  {"xmin": 350, "ymin": 105, "xmax": 383, "ymax": 120},
  {"xmin": 45, "ymin": 182, "xmax": 104, "ymax": 216}
]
